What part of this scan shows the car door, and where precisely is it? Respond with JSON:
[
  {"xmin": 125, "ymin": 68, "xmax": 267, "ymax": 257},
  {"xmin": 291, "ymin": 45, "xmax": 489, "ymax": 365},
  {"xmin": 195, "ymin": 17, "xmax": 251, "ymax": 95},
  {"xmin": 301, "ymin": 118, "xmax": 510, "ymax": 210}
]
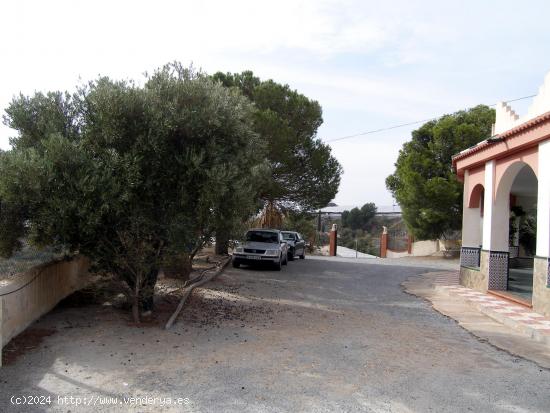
[
  {"xmin": 279, "ymin": 232, "xmax": 288, "ymax": 255},
  {"xmin": 296, "ymin": 233, "xmax": 305, "ymax": 254}
]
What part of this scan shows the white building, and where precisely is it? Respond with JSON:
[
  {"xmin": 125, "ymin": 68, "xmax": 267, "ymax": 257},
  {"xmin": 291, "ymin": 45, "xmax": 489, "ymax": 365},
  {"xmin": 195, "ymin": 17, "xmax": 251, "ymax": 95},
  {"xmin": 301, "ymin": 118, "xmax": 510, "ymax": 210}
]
[{"xmin": 453, "ymin": 71, "xmax": 550, "ymax": 316}]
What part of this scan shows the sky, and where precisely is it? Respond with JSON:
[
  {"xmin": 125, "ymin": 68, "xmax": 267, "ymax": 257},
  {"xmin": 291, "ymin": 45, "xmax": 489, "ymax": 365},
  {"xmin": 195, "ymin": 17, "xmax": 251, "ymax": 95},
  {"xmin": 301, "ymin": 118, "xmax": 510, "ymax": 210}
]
[{"xmin": 1, "ymin": 0, "xmax": 550, "ymax": 207}]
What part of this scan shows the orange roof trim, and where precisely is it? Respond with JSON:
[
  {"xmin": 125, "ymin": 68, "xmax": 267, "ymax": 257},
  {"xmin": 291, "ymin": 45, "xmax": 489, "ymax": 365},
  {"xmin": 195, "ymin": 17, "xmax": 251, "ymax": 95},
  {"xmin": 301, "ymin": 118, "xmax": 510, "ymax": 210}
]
[{"xmin": 452, "ymin": 110, "xmax": 550, "ymax": 168}]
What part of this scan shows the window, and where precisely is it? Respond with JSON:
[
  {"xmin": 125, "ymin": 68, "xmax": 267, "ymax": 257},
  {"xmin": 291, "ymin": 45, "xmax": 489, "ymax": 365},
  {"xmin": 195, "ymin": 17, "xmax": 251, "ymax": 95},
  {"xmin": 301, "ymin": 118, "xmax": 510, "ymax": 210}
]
[{"xmin": 246, "ymin": 231, "xmax": 279, "ymax": 244}]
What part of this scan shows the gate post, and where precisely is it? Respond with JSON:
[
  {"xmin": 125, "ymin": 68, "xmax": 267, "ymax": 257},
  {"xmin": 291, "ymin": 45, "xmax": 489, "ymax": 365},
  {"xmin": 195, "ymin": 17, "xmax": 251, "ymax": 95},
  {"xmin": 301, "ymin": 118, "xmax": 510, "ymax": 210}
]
[
  {"xmin": 407, "ymin": 234, "xmax": 413, "ymax": 255},
  {"xmin": 329, "ymin": 224, "xmax": 338, "ymax": 256},
  {"xmin": 380, "ymin": 226, "xmax": 388, "ymax": 258}
]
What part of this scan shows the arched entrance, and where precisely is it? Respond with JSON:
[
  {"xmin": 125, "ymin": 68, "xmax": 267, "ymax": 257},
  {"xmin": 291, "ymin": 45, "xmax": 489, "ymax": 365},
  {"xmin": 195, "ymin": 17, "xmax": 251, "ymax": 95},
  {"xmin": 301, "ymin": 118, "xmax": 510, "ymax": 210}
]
[
  {"xmin": 461, "ymin": 183, "xmax": 484, "ymax": 268},
  {"xmin": 492, "ymin": 162, "xmax": 538, "ymax": 301},
  {"xmin": 469, "ymin": 184, "xmax": 485, "ymax": 247}
]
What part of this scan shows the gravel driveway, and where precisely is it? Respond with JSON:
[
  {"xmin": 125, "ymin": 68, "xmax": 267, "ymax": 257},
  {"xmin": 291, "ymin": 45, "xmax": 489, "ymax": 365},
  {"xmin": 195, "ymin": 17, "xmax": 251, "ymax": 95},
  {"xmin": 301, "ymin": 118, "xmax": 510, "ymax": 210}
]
[{"xmin": 1, "ymin": 256, "xmax": 549, "ymax": 412}]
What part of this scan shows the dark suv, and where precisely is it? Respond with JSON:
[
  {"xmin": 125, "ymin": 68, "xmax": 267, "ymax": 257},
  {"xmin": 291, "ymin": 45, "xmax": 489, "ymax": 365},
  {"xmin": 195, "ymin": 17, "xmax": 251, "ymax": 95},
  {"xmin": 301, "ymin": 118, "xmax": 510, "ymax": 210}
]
[{"xmin": 281, "ymin": 231, "xmax": 306, "ymax": 260}]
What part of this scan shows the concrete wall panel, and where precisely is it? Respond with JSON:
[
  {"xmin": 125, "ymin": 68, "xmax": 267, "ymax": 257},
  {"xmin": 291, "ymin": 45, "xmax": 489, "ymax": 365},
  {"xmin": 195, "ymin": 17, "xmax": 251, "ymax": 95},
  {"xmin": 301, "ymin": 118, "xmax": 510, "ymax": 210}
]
[{"xmin": 1, "ymin": 256, "xmax": 90, "ymax": 364}]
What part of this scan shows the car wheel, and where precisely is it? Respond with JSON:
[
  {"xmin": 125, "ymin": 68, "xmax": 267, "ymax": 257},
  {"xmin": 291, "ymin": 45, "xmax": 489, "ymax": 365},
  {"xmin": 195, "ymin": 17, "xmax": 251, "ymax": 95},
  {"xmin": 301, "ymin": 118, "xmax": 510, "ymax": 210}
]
[
  {"xmin": 232, "ymin": 259, "xmax": 240, "ymax": 268},
  {"xmin": 299, "ymin": 251, "xmax": 305, "ymax": 259},
  {"xmin": 283, "ymin": 253, "xmax": 288, "ymax": 265},
  {"xmin": 274, "ymin": 256, "xmax": 282, "ymax": 271},
  {"xmin": 288, "ymin": 251, "xmax": 295, "ymax": 261}
]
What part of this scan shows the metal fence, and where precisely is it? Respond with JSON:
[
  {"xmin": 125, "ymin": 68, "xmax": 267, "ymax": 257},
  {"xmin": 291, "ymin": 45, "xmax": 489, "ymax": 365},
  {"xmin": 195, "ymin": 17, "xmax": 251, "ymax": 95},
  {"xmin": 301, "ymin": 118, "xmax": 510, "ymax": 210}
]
[
  {"xmin": 387, "ymin": 229, "xmax": 409, "ymax": 252},
  {"xmin": 370, "ymin": 237, "xmax": 381, "ymax": 252},
  {"xmin": 0, "ymin": 241, "xmax": 59, "ymax": 280}
]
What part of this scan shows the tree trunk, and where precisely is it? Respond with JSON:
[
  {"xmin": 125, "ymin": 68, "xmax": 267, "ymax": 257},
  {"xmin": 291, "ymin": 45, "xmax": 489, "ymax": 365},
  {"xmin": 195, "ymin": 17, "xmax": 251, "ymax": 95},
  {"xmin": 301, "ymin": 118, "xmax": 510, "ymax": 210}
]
[
  {"xmin": 132, "ymin": 276, "xmax": 140, "ymax": 324},
  {"xmin": 183, "ymin": 254, "xmax": 193, "ymax": 276},
  {"xmin": 141, "ymin": 268, "xmax": 158, "ymax": 312},
  {"xmin": 163, "ymin": 254, "xmax": 191, "ymax": 280},
  {"xmin": 261, "ymin": 200, "xmax": 283, "ymax": 229},
  {"xmin": 215, "ymin": 230, "xmax": 229, "ymax": 255}
]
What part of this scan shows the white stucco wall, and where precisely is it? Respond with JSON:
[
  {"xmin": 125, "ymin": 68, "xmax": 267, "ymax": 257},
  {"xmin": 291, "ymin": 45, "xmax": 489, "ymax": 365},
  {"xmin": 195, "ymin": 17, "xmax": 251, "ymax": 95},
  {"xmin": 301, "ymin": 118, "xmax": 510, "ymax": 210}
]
[
  {"xmin": 0, "ymin": 257, "xmax": 90, "ymax": 367},
  {"xmin": 462, "ymin": 170, "xmax": 483, "ymax": 247},
  {"xmin": 412, "ymin": 240, "xmax": 439, "ymax": 256},
  {"xmin": 494, "ymin": 71, "xmax": 550, "ymax": 135},
  {"xmin": 536, "ymin": 140, "xmax": 550, "ymax": 257},
  {"xmin": 386, "ymin": 250, "xmax": 410, "ymax": 259},
  {"xmin": 385, "ymin": 240, "xmax": 441, "ymax": 258},
  {"xmin": 482, "ymin": 160, "xmax": 496, "ymax": 249}
]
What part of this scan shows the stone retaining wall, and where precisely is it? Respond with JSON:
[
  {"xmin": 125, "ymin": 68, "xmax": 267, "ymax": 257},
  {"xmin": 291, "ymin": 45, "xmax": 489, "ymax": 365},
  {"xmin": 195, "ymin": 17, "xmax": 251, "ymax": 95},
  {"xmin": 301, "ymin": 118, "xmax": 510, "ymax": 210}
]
[{"xmin": 0, "ymin": 256, "xmax": 90, "ymax": 366}]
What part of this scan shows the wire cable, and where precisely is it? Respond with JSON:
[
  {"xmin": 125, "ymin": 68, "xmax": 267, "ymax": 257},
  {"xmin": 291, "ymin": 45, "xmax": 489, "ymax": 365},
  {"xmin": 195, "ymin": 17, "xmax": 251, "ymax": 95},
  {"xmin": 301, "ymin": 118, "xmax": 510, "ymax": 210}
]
[{"xmin": 324, "ymin": 94, "xmax": 538, "ymax": 143}]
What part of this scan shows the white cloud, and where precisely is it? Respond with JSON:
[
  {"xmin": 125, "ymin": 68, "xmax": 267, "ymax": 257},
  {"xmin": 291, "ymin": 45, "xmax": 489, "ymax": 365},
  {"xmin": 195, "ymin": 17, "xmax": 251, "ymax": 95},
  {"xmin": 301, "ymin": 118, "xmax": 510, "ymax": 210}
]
[{"xmin": 329, "ymin": 138, "xmax": 403, "ymax": 205}]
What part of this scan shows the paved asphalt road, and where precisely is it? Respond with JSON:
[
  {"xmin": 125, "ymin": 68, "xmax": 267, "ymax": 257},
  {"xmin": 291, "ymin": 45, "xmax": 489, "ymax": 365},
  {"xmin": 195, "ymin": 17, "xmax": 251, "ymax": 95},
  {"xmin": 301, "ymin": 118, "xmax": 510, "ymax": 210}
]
[{"xmin": 0, "ymin": 256, "xmax": 549, "ymax": 412}]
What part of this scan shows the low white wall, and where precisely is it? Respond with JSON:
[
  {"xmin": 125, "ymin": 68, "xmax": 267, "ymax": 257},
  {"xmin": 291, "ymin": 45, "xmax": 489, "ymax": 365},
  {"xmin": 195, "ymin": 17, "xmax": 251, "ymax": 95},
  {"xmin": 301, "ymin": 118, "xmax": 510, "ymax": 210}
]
[
  {"xmin": 386, "ymin": 240, "xmax": 444, "ymax": 258},
  {"xmin": 0, "ymin": 256, "xmax": 90, "ymax": 366},
  {"xmin": 386, "ymin": 250, "xmax": 410, "ymax": 258},
  {"xmin": 413, "ymin": 240, "xmax": 440, "ymax": 256}
]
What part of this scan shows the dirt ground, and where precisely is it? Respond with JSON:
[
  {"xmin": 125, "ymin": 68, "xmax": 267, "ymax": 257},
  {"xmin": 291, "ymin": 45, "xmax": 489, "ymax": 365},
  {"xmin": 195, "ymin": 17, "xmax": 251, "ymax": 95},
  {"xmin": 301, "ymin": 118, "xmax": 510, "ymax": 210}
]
[{"xmin": 1, "ymin": 257, "xmax": 549, "ymax": 412}]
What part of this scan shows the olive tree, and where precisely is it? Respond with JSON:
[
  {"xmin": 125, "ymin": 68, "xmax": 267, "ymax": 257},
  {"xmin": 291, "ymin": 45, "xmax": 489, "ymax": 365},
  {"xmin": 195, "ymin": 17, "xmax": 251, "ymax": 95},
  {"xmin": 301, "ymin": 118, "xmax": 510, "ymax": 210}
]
[{"xmin": 0, "ymin": 63, "xmax": 262, "ymax": 322}]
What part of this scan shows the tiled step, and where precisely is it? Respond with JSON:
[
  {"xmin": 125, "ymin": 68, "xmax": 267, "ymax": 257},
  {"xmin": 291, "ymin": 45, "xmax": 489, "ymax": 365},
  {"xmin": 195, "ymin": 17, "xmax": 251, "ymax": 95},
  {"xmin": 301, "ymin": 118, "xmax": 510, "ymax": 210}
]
[
  {"xmin": 437, "ymin": 285, "xmax": 550, "ymax": 345},
  {"xmin": 432, "ymin": 271, "xmax": 460, "ymax": 285}
]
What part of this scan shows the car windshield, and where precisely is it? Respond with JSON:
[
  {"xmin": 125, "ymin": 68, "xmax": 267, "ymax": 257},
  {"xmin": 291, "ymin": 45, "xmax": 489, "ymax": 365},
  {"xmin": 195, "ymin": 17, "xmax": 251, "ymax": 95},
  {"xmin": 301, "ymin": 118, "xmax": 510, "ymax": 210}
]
[
  {"xmin": 246, "ymin": 231, "xmax": 279, "ymax": 244},
  {"xmin": 282, "ymin": 232, "xmax": 295, "ymax": 240}
]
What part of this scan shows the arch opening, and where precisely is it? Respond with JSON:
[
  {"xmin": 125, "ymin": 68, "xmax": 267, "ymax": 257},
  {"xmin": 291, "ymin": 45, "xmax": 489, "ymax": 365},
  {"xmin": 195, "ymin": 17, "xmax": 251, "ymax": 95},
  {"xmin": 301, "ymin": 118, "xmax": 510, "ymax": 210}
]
[
  {"xmin": 492, "ymin": 162, "xmax": 537, "ymax": 300},
  {"xmin": 469, "ymin": 184, "xmax": 485, "ymax": 210}
]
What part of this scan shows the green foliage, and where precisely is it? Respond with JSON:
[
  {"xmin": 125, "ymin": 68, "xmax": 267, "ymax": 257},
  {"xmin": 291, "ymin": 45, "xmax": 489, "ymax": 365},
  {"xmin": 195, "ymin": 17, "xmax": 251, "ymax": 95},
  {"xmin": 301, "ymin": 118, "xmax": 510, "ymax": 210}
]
[
  {"xmin": 386, "ymin": 105, "xmax": 495, "ymax": 240},
  {"xmin": 281, "ymin": 211, "xmax": 317, "ymax": 244},
  {"xmin": 341, "ymin": 203, "xmax": 377, "ymax": 230},
  {"xmin": 212, "ymin": 71, "xmax": 342, "ymax": 211},
  {"xmin": 519, "ymin": 214, "xmax": 537, "ymax": 256},
  {"xmin": 509, "ymin": 206, "xmax": 525, "ymax": 246},
  {"xmin": 336, "ymin": 214, "xmax": 400, "ymax": 257},
  {"xmin": 338, "ymin": 227, "xmax": 379, "ymax": 256},
  {"xmin": 509, "ymin": 205, "xmax": 536, "ymax": 256},
  {"xmin": 0, "ymin": 196, "xmax": 25, "ymax": 257},
  {"xmin": 0, "ymin": 63, "xmax": 263, "ymax": 321},
  {"xmin": 3, "ymin": 91, "xmax": 82, "ymax": 150}
]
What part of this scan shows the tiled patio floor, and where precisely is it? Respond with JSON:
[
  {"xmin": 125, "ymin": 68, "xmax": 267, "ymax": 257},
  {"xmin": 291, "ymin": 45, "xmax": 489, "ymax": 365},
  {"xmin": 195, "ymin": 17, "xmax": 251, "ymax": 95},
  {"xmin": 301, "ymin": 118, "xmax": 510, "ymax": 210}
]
[{"xmin": 437, "ymin": 274, "xmax": 550, "ymax": 345}]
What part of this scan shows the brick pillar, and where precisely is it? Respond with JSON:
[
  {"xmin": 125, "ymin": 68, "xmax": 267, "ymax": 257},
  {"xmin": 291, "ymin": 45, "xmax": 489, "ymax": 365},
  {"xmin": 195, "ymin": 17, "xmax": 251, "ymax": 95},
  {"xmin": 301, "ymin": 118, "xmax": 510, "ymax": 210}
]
[
  {"xmin": 407, "ymin": 235, "xmax": 413, "ymax": 254},
  {"xmin": 380, "ymin": 226, "xmax": 388, "ymax": 258},
  {"xmin": 329, "ymin": 224, "xmax": 338, "ymax": 256}
]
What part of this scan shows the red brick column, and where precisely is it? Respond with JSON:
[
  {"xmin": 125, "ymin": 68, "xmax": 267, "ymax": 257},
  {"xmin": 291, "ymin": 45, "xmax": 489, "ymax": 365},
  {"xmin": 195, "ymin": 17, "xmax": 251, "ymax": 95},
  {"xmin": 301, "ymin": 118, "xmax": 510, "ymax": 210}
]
[
  {"xmin": 407, "ymin": 235, "xmax": 413, "ymax": 254},
  {"xmin": 329, "ymin": 224, "xmax": 338, "ymax": 256},
  {"xmin": 380, "ymin": 227, "xmax": 388, "ymax": 258}
]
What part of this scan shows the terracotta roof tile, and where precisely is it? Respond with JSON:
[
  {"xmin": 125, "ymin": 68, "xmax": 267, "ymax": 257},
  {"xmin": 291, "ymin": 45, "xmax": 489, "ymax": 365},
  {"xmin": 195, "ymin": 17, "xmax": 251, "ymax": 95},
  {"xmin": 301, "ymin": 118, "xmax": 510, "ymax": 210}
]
[{"xmin": 452, "ymin": 110, "xmax": 550, "ymax": 163}]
